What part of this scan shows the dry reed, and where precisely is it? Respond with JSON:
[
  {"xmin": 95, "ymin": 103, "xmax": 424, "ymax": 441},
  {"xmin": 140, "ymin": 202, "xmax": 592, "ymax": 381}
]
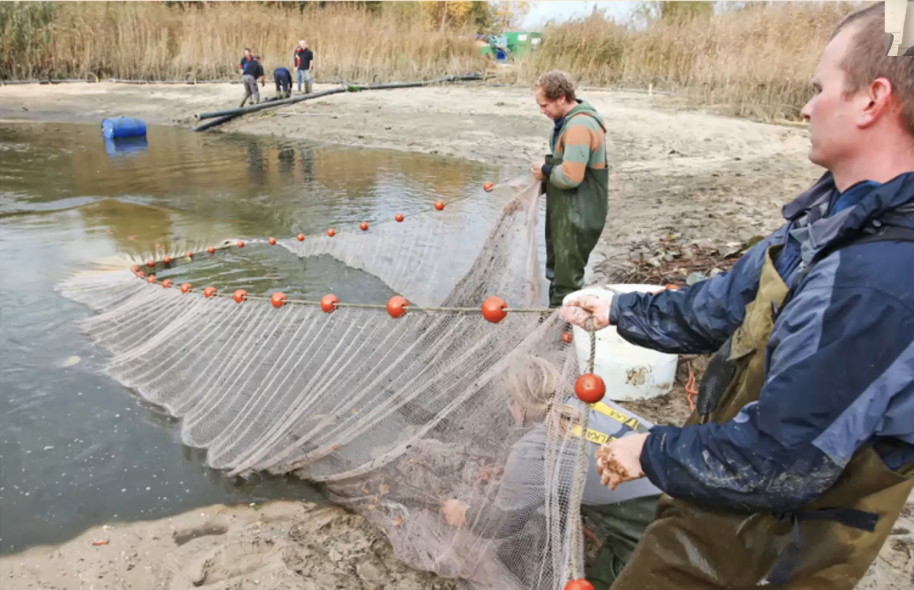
[{"xmin": 1, "ymin": 2, "xmax": 864, "ymax": 121}]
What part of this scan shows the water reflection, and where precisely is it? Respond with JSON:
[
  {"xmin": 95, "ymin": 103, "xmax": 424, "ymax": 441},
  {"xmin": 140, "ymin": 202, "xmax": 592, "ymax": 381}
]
[{"xmin": 0, "ymin": 121, "xmax": 499, "ymax": 555}]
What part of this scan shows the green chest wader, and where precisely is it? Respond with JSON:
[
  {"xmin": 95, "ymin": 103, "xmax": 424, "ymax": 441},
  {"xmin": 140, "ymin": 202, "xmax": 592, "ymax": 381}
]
[
  {"xmin": 544, "ymin": 116, "xmax": 609, "ymax": 308},
  {"xmin": 610, "ymin": 234, "xmax": 914, "ymax": 590}
]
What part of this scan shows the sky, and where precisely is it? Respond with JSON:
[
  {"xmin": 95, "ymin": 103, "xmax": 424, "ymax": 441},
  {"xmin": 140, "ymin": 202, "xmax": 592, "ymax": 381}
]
[{"xmin": 521, "ymin": 1, "xmax": 639, "ymax": 29}]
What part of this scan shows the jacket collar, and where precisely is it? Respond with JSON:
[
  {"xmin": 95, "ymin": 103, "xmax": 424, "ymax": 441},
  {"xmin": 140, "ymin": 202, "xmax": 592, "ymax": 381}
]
[{"xmin": 782, "ymin": 170, "xmax": 914, "ymax": 259}]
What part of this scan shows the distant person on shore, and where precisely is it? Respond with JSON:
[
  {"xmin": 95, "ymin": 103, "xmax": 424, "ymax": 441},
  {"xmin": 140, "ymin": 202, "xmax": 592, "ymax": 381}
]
[
  {"xmin": 239, "ymin": 48, "xmax": 253, "ymax": 74},
  {"xmin": 294, "ymin": 39, "xmax": 315, "ymax": 94},
  {"xmin": 240, "ymin": 56, "xmax": 265, "ymax": 107},
  {"xmin": 274, "ymin": 66, "xmax": 293, "ymax": 100}
]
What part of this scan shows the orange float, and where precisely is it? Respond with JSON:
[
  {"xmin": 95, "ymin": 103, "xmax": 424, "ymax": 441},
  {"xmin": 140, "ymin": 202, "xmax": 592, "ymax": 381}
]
[
  {"xmin": 146, "ymin": 274, "xmax": 156, "ymax": 284},
  {"xmin": 327, "ymin": 229, "xmax": 336, "ymax": 237},
  {"xmin": 163, "ymin": 256, "xmax": 172, "ymax": 265},
  {"xmin": 207, "ymin": 246, "xmax": 215, "ymax": 254},
  {"xmin": 564, "ymin": 580, "xmax": 595, "ymax": 590},
  {"xmin": 269, "ymin": 237, "xmax": 276, "ymax": 245},
  {"xmin": 483, "ymin": 182, "xmax": 494, "ymax": 192},
  {"xmin": 233, "ymin": 289, "xmax": 248, "ymax": 303},
  {"xmin": 387, "ymin": 296, "xmax": 408, "ymax": 318},
  {"xmin": 320, "ymin": 294, "xmax": 339, "ymax": 313},
  {"xmin": 180, "ymin": 283, "xmax": 192, "ymax": 294},
  {"xmin": 481, "ymin": 296, "xmax": 507, "ymax": 324},
  {"xmin": 135, "ymin": 271, "xmax": 146, "ymax": 279},
  {"xmin": 360, "ymin": 222, "xmax": 369, "ymax": 231},
  {"xmin": 562, "ymin": 332, "xmax": 573, "ymax": 344},
  {"xmin": 434, "ymin": 200, "xmax": 445, "ymax": 211},
  {"xmin": 186, "ymin": 250, "xmax": 194, "ymax": 258},
  {"xmin": 395, "ymin": 213, "xmax": 404, "ymax": 223},
  {"xmin": 146, "ymin": 258, "xmax": 155, "ymax": 268},
  {"xmin": 161, "ymin": 279, "xmax": 174, "ymax": 289},
  {"xmin": 203, "ymin": 286, "xmax": 217, "ymax": 298},
  {"xmin": 237, "ymin": 240, "xmax": 245, "ymax": 248},
  {"xmin": 574, "ymin": 374, "xmax": 606, "ymax": 404},
  {"xmin": 270, "ymin": 292, "xmax": 287, "ymax": 308},
  {"xmin": 297, "ymin": 233, "xmax": 305, "ymax": 241}
]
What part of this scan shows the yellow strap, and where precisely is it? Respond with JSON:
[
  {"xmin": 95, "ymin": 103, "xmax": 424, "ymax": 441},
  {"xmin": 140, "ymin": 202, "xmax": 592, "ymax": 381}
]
[
  {"xmin": 589, "ymin": 401, "xmax": 640, "ymax": 431},
  {"xmin": 570, "ymin": 425, "xmax": 616, "ymax": 446}
]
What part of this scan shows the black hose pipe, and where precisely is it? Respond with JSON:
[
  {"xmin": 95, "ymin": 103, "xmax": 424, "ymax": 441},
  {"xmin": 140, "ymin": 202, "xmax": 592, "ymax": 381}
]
[{"xmin": 194, "ymin": 73, "xmax": 486, "ymax": 122}]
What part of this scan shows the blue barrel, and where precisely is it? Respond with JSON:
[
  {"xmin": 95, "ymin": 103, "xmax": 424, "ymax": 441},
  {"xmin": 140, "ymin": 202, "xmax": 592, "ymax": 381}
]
[
  {"xmin": 101, "ymin": 116, "xmax": 147, "ymax": 139},
  {"xmin": 105, "ymin": 136, "xmax": 148, "ymax": 157}
]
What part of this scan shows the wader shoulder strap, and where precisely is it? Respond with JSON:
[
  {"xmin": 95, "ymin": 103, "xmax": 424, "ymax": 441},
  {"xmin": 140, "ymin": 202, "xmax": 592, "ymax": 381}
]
[{"xmin": 766, "ymin": 223, "xmax": 914, "ymax": 585}]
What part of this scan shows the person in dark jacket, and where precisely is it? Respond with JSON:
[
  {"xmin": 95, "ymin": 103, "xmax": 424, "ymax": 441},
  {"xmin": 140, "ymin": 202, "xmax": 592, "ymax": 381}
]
[
  {"xmin": 294, "ymin": 39, "xmax": 315, "ymax": 94},
  {"xmin": 273, "ymin": 67, "xmax": 292, "ymax": 99},
  {"xmin": 239, "ymin": 48, "xmax": 253, "ymax": 73},
  {"xmin": 561, "ymin": 3, "xmax": 914, "ymax": 589},
  {"xmin": 240, "ymin": 56, "xmax": 265, "ymax": 107}
]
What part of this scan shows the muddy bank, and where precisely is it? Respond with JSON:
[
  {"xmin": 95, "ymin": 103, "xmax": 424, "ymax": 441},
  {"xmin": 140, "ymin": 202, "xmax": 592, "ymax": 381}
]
[
  {"xmin": 2, "ymin": 82, "xmax": 910, "ymax": 589},
  {"xmin": 1, "ymin": 501, "xmax": 456, "ymax": 590}
]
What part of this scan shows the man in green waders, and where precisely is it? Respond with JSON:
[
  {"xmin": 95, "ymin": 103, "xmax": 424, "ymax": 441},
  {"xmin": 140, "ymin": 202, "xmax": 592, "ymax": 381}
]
[
  {"xmin": 561, "ymin": 3, "xmax": 914, "ymax": 589},
  {"xmin": 530, "ymin": 71, "xmax": 608, "ymax": 308}
]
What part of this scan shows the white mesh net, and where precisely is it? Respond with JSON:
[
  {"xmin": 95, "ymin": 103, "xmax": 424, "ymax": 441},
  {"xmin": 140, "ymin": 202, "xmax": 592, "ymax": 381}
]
[{"xmin": 56, "ymin": 176, "xmax": 600, "ymax": 590}]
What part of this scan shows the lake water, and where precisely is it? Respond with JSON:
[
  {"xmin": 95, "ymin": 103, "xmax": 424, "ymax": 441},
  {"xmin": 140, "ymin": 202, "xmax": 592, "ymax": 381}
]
[{"xmin": 0, "ymin": 121, "xmax": 498, "ymax": 554}]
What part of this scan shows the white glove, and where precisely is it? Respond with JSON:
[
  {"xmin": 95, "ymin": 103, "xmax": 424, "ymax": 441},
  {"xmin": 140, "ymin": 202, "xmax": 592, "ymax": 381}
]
[{"xmin": 560, "ymin": 290, "xmax": 613, "ymax": 330}]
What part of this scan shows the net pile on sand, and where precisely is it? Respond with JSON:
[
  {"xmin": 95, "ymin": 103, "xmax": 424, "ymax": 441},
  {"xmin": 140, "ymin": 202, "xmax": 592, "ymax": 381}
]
[{"xmin": 57, "ymin": 176, "xmax": 599, "ymax": 590}]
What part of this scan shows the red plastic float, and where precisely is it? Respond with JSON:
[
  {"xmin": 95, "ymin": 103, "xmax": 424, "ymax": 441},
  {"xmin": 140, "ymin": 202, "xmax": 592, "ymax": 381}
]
[
  {"xmin": 203, "ymin": 286, "xmax": 217, "ymax": 298},
  {"xmin": 270, "ymin": 292, "xmax": 287, "ymax": 308},
  {"xmin": 360, "ymin": 222, "xmax": 369, "ymax": 231},
  {"xmin": 387, "ymin": 296, "xmax": 408, "ymax": 318},
  {"xmin": 574, "ymin": 374, "xmax": 606, "ymax": 404},
  {"xmin": 233, "ymin": 289, "xmax": 248, "ymax": 303},
  {"xmin": 435, "ymin": 200, "xmax": 445, "ymax": 211},
  {"xmin": 327, "ymin": 229, "xmax": 336, "ymax": 237},
  {"xmin": 481, "ymin": 296, "xmax": 507, "ymax": 324},
  {"xmin": 180, "ymin": 283, "xmax": 192, "ymax": 293},
  {"xmin": 320, "ymin": 294, "xmax": 339, "ymax": 313},
  {"xmin": 161, "ymin": 279, "xmax": 174, "ymax": 289},
  {"xmin": 395, "ymin": 213, "xmax": 404, "ymax": 222},
  {"xmin": 269, "ymin": 237, "xmax": 276, "ymax": 245}
]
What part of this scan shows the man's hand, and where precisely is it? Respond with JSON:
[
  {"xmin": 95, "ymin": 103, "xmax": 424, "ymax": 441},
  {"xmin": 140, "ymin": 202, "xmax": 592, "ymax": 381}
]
[
  {"xmin": 560, "ymin": 290, "xmax": 613, "ymax": 330},
  {"xmin": 595, "ymin": 433, "xmax": 648, "ymax": 490},
  {"xmin": 442, "ymin": 499, "xmax": 468, "ymax": 527},
  {"xmin": 531, "ymin": 162, "xmax": 546, "ymax": 181}
]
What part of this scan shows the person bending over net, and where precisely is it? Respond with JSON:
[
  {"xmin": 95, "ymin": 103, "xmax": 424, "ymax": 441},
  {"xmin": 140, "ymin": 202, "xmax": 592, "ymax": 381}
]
[{"xmin": 441, "ymin": 356, "xmax": 661, "ymax": 590}]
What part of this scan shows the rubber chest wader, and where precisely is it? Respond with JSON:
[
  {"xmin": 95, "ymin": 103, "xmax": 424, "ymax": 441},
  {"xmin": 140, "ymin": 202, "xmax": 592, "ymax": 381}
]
[
  {"xmin": 611, "ymin": 239, "xmax": 914, "ymax": 590},
  {"xmin": 545, "ymin": 112, "xmax": 609, "ymax": 308}
]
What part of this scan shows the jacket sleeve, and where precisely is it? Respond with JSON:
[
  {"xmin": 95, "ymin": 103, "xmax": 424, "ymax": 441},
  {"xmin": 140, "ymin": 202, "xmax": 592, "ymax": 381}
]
[
  {"xmin": 609, "ymin": 226, "xmax": 787, "ymax": 355},
  {"xmin": 639, "ymin": 252, "xmax": 914, "ymax": 512},
  {"xmin": 548, "ymin": 122, "xmax": 596, "ymax": 190}
]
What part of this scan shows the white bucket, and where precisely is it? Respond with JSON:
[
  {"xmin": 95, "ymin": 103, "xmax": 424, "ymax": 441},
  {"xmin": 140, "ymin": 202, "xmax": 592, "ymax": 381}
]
[{"xmin": 570, "ymin": 285, "xmax": 678, "ymax": 401}]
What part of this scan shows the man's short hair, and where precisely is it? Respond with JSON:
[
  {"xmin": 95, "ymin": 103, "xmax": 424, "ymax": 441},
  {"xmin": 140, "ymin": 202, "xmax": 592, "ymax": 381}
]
[
  {"xmin": 831, "ymin": 2, "xmax": 914, "ymax": 134},
  {"xmin": 535, "ymin": 70, "xmax": 576, "ymax": 103},
  {"xmin": 244, "ymin": 48, "xmax": 251, "ymax": 52}
]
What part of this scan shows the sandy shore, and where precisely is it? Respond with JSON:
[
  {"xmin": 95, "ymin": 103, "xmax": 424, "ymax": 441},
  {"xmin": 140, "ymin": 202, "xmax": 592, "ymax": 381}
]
[{"xmin": 1, "ymin": 81, "xmax": 911, "ymax": 589}]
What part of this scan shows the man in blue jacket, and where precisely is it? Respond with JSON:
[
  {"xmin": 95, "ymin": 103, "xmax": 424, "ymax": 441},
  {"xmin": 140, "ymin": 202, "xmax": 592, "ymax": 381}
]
[{"xmin": 561, "ymin": 3, "xmax": 914, "ymax": 589}]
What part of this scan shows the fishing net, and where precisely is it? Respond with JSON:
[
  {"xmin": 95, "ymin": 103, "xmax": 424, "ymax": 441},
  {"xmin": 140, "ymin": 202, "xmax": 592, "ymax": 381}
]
[{"xmin": 57, "ymin": 175, "xmax": 602, "ymax": 590}]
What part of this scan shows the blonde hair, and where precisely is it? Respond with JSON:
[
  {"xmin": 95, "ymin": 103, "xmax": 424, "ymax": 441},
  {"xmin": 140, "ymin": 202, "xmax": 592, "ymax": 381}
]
[{"xmin": 504, "ymin": 356, "xmax": 561, "ymax": 425}]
